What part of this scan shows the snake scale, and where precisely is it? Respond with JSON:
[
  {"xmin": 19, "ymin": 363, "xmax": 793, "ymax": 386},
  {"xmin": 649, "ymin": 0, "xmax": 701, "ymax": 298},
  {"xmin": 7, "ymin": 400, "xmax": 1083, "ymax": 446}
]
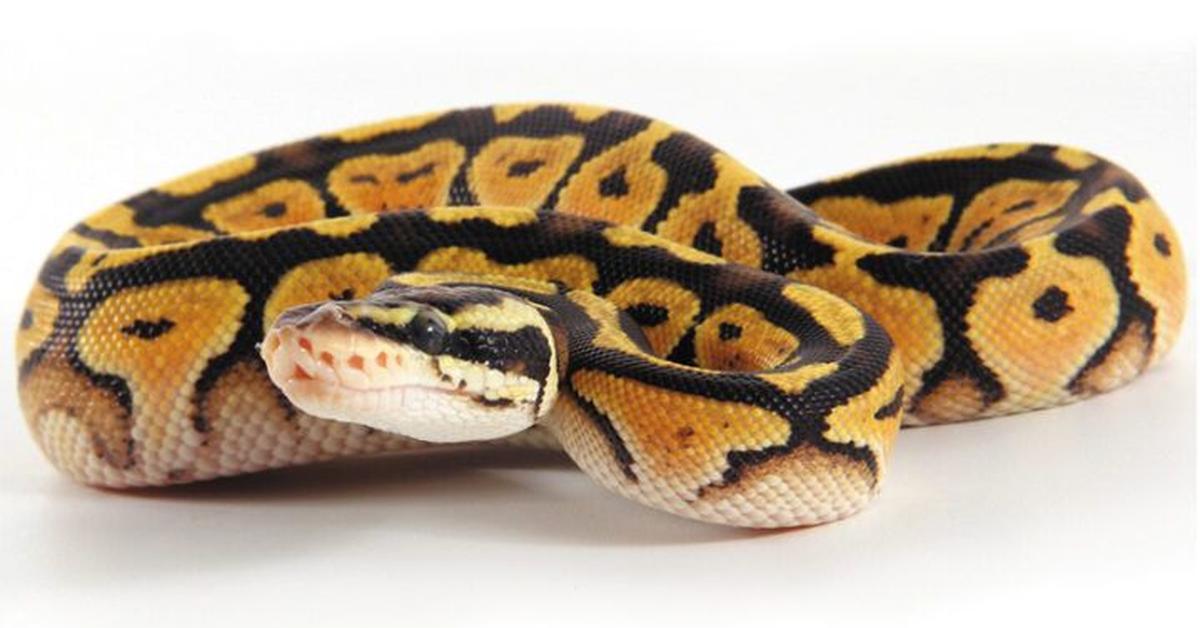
[{"xmin": 16, "ymin": 103, "xmax": 1186, "ymax": 527}]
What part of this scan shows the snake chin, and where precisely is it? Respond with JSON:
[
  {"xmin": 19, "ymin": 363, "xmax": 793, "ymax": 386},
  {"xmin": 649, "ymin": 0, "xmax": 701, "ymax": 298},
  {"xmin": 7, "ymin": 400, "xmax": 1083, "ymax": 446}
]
[{"xmin": 260, "ymin": 304, "xmax": 540, "ymax": 443}]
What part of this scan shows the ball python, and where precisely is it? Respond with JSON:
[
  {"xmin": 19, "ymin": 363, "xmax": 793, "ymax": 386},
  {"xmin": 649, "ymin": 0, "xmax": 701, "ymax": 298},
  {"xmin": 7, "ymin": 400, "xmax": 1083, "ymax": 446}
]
[{"xmin": 16, "ymin": 103, "xmax": 1186, "ymax": 528}]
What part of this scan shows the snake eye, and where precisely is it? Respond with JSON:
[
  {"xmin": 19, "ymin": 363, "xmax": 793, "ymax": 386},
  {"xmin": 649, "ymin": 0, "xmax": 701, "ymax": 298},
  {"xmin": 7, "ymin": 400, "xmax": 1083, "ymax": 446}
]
[{"xmin": 409, "ymin": 310, "xmax": 447, "ymax": 354}]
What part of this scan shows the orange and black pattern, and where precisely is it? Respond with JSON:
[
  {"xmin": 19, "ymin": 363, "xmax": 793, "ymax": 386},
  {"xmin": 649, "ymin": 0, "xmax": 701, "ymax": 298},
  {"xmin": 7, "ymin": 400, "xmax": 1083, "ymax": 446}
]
[{"xmin": 15, "ymin": 103, "xmax": 1185, "ymax": 527}]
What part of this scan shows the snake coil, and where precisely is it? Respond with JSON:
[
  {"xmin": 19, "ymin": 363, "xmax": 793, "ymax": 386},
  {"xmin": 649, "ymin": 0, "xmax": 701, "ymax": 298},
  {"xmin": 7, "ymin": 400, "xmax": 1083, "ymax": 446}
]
[{"xmin": 16, "ymin": 104, "xmax": 1185, "ymax": 527}]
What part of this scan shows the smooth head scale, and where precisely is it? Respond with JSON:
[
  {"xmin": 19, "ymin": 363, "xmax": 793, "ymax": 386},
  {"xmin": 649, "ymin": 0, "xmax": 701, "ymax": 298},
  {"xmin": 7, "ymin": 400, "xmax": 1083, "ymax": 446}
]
[{"xmin": 261, "ymin": 277, "xmax": 561, "ymax": 443}]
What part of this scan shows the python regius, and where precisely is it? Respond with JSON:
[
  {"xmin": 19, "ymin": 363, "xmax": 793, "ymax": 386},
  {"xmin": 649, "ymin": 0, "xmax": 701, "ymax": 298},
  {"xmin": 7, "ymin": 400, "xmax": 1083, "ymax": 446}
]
[{"xmin": 15, "ymin": 104, "xmax": 1186, "ymax": 527}]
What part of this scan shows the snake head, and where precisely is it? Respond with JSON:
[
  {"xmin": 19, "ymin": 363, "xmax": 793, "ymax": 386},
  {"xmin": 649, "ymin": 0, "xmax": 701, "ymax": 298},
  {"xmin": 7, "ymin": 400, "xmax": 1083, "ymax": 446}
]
[{"xmin": 260, "ymin": 278, "xmax": 562, "ymax": 443}]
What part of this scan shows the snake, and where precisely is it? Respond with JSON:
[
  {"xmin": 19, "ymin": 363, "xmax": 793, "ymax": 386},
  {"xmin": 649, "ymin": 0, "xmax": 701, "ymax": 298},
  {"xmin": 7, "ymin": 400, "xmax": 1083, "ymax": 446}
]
[{"xmin": 15, "ymin": 103, "xmax": 1186, "ymax": 528}]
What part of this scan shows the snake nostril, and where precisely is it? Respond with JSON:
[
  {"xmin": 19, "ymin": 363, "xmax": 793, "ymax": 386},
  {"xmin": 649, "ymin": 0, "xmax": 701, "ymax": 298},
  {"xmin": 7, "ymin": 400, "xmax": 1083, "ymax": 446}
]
[{"xmin": 298, "ymin": 337, "xmax": 313, "ymax": 353}]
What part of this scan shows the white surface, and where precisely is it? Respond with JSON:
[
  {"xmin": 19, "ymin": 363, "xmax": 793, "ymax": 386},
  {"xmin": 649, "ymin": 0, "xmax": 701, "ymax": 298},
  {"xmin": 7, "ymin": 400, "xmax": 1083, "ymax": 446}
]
[{"xmin": 0, "ymin": 2, "xmax": 1196, "ymax": 626}]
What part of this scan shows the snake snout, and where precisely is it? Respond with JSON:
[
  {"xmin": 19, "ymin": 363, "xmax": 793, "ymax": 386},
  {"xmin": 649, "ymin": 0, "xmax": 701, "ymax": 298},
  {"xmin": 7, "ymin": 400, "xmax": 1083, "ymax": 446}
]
[
  {"xmin": 260, "ymin": 293, "xmax": 547, "ymax": 444},
  {"xmin": 262, "ymin": 311, "xmax": 395, "ymax": 393}
]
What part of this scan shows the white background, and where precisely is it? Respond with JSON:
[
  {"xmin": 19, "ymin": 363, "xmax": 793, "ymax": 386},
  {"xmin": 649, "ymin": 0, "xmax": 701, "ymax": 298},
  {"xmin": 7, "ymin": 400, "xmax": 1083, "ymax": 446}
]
[{"xmin": 1, "ymin": 2, "xmax": 1196, "ymax": 626}]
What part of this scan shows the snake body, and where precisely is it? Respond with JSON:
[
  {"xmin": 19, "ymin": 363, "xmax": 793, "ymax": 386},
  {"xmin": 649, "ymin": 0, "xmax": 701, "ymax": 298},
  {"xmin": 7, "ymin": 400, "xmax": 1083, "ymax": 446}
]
[{"xmin": 16, "ymin": 104, "xmax": 1186, "ymax": 527}]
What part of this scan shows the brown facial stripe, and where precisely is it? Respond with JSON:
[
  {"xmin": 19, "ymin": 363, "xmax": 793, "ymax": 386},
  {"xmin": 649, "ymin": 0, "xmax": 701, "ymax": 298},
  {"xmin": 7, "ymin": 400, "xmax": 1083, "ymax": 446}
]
[
  {"xmin": 353, "ymin": 316, "xmax": 556, "ymax": 392},
  {"xmin": 371, "ymin": 277, "xmax": 577, "ymax": 411}
]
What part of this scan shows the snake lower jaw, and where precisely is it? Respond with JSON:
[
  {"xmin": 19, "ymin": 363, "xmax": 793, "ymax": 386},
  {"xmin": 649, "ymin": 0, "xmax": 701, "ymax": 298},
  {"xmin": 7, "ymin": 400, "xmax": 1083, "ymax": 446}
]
[{"xmin": 275, "ymin": 376, "xmax": 539, "ymax": 443}]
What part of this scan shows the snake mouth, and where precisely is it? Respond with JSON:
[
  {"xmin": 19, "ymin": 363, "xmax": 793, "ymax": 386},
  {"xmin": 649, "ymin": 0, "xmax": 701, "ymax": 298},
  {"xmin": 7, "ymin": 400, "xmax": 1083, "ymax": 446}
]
[{"xmin": 260, "ymin": 303, "xmax": 540, "ymax": 443}]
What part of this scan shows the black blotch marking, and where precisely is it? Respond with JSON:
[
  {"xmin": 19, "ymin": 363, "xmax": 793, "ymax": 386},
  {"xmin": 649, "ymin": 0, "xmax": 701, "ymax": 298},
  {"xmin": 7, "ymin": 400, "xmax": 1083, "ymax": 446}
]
[
  {"xmin": 642, "ymin": 133, "xmax": 719, "ymax": 230},
  {"xmin": 349, "ymin": 174, "xmax": 379, "ymax": 184},
  {"xmin": 736, "ymin": 315, "xmax": 896, "ymax": 479},
  {"xmin": 260, "ymin": 202, "xmax": 287, "ymax": 218},
  {"xmin": 1032, "ymin": 285, "xmax": 1073, "ymax": 322},
  {"xmin": 122, "ymin": 190, "xmax": 220, "ymax": 232},
  {"xmin": 328, "ymin": 288, "xmax": 355, "ymax": 301},
  {"xmin": 120, "ymin": 318, "xmax": 176, "ymax": 340},
  {"xmin": 736, "ymin": 187, "xmax": 836, "ymax": 274},
  {"xmin": 959, "ymin": 218, "xmax": 994, "ymax": 250},
  {"xmin": 664, "ymin": 327, "xmax": 698, "ymax": 365},
  {"xmin": 692, "ymin": 221, "xmax": 723, "ymax": 256},
  {"xmin": 1154, "ymin": 233, "xmax": 1171, "ymax": 257},
  {"xmin": 192, "ymin": 414, "xmax": 211, "ymax": 433},
  {"xmin": 71, "ymin": 223, "xmax": 142, "ymax": 249},
  {"xmin": 598, "ymin": 166, "xmax": 630, "ymax": 198},
  {"xmin": 539, "ymin": 109, "xmax": 651, "ymax": 209},
  {"xmin": 395, "ymin": 163, "xmax": 436, "ymax": 184},
  {"xmin": 886, "ymin": 235, "xmax": 909, "ymax": 249},
  {"xmin": 507, "ymin": 159, "xmax": 544, "ymax": 178},
  {"xmin": 718, "ymin": 322, "xmax": 742, "ymax": 341},
  {"xmin": 20, "ymin": 309, "xmax": 33, "ymax": 330},
  {"xmin": 1003, "ymin": 199, "xmax": 1037, "ymax": 214},
  {"xmin": 624, "ymin": 303, "xmax": 670, "ymax": 327},
  {"xmin": 858, "ymin": 247, "xmax": 1029, "ymax": 410},
  {"xmin": 874, "ymin": 387, "xmax": 905, "ymax": 420}
]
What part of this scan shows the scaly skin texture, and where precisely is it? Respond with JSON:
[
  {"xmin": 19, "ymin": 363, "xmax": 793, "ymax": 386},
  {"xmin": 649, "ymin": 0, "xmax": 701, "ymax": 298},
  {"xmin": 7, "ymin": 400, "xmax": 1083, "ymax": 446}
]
[{"xmin": 15, "ymin": 104, "xmax": 1186, "ymax": 527}]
